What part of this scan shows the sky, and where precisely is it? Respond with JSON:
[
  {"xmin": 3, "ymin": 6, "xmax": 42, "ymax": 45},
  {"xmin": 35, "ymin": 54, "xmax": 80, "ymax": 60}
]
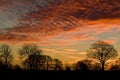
[{"xmin": 0, "ymin": 0, "xmax": 120, "ymax": 65}]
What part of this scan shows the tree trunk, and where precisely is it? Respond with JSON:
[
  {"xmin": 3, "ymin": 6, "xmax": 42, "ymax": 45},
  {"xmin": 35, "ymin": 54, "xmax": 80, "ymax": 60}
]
[
  {"xmin": 5, "ymin": 58, "xmax": 7, "ymax": 65},
  {"xmin": 30, "ymin": 59, "xmax": 33, "ymax": 70},
  {"xmin": 5, "ymin": 57, "xmax": 8, "ymax": 68},
  {"xmin": 55, "ymin": 62, "xmax": 57, "ymax": 71},
  {"xmin": 47, "ymin": 61, "xmax": 48, "ymax": 70},
  {"xmin": 101, "ymin": 62, "xmax": 105, "ymax": 71}
]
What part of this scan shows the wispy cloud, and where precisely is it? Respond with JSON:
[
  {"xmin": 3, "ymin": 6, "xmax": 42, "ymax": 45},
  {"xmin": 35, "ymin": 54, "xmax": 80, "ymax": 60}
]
[
  {"xmin": 0, "ymin": 0, "xmax": 120, "ymax": 63},
  {"xmin": 0, "ymin": 0, "xmax": 120, "ymax": 47},
  {"xmin": 0, "ymin": 19, "xmax": 120, "ymax": 47},
  {"xmin": 42, "ymin": 48, "xmax": 86, "ymax": 63}
]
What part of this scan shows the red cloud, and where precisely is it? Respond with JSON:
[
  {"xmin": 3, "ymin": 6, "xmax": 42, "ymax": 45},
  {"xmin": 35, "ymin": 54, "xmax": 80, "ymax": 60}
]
[
  {"xmin": 0, "ymin": 18, "xmax": 119, "ymax": 47},
  {"xmin": 73, "ymin": 33, "xmax": 97, "ymax": 41},
  {"xmin": 0, "ymin": 0, "xmax": 120, "ymax": 46}
]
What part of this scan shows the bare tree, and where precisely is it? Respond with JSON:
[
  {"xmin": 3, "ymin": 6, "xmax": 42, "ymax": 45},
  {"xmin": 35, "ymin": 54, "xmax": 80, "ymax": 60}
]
[
  {"xmin": 19, "ymin": 44, "xmax": 43, "ymax": 70},
  {"xmin": 19, "ymin": 44, "xmax": 42, "ymax": 56},
  {"xmin": 87, "ymin": 41, "xmax": 118, "ymax": 71},
  {"xmin": 23, "ymin": 54, "xmax": 46, "ymax": 70},
  {"xmin": 54, "ymin": 58, "xmax": 63, "ymax": 70},
  {"xmin": 44, "ymin": 55, "xmax": 52, "ymax": 70},
  {"xmin": 0, "ymin": 44, "xmax": 12, "ymax": 67}
]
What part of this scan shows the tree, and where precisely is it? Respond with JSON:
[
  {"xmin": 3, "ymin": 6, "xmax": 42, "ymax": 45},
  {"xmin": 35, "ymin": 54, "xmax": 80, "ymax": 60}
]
[
  {"xmin": 19, "ymin": 44, "xmax": 43, "ymax": 70},
  {"xmin": 65, "ymin": 66, "xmax": 71, "ymax": 71},
  {"xmin": 23, "ymin": 54, "xmax": 45, "ymax": 70},
  {"xmin": 71, "ymin": 63, "xmax": 76, "ymax": 70},
  {"xmin": 92, "ymin": 62, "xmax": 101, "ymax": 70},
  {"xmin": 87, "ymin": 41, "xmax": 118, "ymax": 71},
  {"xmin": 13, "ymin": 64, "xmax": 22, "ymax": 70},
  {"xmin": 64, "ymin": 63, "xmax": 71, "ymax": 71},
  {"xmin": 54, "ymin": 58, "xmax": 63, "ymax": 70},
  {"xmin": 19, "ymin": 44, "xmax": 42, "ymax": 56},
  {"xmin": 110, "ymin": 64, "xmax": 120, "ymax": 70},
  {"xmin": 75, "ymin": 59, "xmax": 101, "ymax": 70},
  {"xmin": 0, "ymin": 61, "xmax": 6, "ymax": 70},
  {"xmin": 0, "ymin": 44, "xmax": 12, "ymax": 67},
  {"xmin": 110, "ymin": 58, "xmax": 120, "ymax": 70},
  {"xmin": 75, "ymin": 61, "xmax": 89, "ymax": 70},
  {"xmin": 44, "ymin": 55, "xmax": 52, "ymax": 70}
]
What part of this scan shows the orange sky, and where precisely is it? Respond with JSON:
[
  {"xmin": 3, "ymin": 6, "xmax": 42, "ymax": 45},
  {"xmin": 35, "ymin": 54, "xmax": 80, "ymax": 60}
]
[{"xmin": 0, "ymin": 0, "xmax": 120, "ymax": 65}]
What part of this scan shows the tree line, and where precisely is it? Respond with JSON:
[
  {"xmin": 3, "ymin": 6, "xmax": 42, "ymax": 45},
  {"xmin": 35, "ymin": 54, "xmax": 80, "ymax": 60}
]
[
  {"xmin": 0, "ymin": 44, "xmax": 63, "ymax": 71},
  {"xmin": 0, "ymin": 41, "xmax": 120, "ymax": 71}
]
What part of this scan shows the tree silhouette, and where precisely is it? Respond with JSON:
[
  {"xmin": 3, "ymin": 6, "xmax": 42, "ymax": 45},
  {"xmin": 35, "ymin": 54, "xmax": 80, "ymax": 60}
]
[
  {"xmin": 13, "ymin": 64, "xmax": 22, "ymax": 70},
  {"xmin": 0, "ymin": 61, "xmax": 6, "ymax": 70},
  {"xmin": 0, "ymin": 44, "xmax": 12, "ymax": 67},
  {"xmin": 54, "ymin": 58, "xmax": 63, "ymax": 70},
  {"xmin": 75, "ymin": 61, "xmax": 89, "ymax": 70},
  {"xmin": 23, "ymin": 54, "xmax": 46, "ymax": 70},
  {"xmin": 19, "ymin": 44, "xmax": 43, "ymax": 70},
  {"xmin": 71, "ymin": 63, "xmax": 76, "ymax": 70},
  {"xmin": 92, "ymin": 62, "xmax": 101, "ymax": 70},
  {"xmin": 110, "ymin": 58, "xmax": 120, "ymax": 70},
  {"xmin": 110, "ymin": 65, "xmax": 120, "ymax": 70},
  {"xmin": 64, "ymin": 63, "xmax": 71, "ymax": 71},
  {"xmin": 65, "ymin": 66, "xmax": 71, "ymax": 71},
  {"xmin": 75, "ymin": 59, "xmax": 101, "ymax": 70},
  {"xmin": 19, "ymin": 44, "xmax": 42, "ymax": 56},
  {"xmin": 44, "ymin": 55, "xmax": 52, "ymax": 70},
  {"xmin": 87, "ymin": 41, "xmax": 118, "ymax": 71}
]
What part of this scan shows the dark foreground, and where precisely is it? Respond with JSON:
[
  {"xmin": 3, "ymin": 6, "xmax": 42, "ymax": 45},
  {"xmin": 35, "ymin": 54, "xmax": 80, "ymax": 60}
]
[{"xmin": 0, "ymin": 70, "xmax": 120, "ymax": 80}]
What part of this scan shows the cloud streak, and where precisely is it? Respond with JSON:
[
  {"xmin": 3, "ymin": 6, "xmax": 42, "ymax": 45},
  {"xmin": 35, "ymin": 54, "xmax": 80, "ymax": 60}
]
[
  {"xmin": 42, "ymin": 48, "xmax": 86, "ymax": 63},
  {"xmin": 0, "ymin": 0, "xmax": 120, "ymax": 63},
  {"xmin": 0, "ymin": 0, "xmax": 120, "ymax": 47}
]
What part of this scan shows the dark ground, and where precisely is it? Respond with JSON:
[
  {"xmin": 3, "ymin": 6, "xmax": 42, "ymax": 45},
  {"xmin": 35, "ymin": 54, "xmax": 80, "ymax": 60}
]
[{"xmin": 0, "ymin": 70, "xmax": 120, "ymax": 80}]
